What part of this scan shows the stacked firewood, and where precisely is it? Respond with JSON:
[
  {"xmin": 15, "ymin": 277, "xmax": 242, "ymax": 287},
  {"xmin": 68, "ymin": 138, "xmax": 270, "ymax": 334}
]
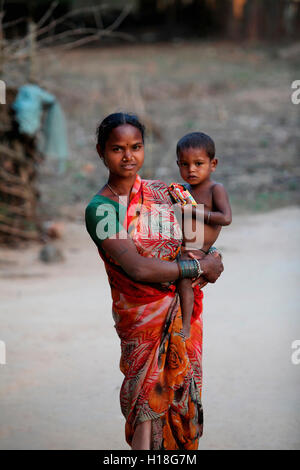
[{"xmin": 0, "ymin": 87, "xmax": 42, "ymax": 245}]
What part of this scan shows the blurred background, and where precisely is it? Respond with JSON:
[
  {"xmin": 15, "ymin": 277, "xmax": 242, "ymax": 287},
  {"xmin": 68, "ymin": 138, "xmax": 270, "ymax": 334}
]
[{"xmin": 0, "ymin": 0, "xmax": 300, "ymax": 450}]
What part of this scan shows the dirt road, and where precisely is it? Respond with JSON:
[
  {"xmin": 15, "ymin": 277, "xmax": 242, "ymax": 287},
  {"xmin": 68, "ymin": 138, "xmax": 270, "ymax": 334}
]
[{"xmin": 0, "ymin": 207, "xmax": 300, "ymax": 449}]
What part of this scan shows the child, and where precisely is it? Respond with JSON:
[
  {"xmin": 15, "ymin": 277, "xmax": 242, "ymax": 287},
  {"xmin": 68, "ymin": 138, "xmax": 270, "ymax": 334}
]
[{"xmin": 169, "ymin": 132, "xmax": 232, "ymax": 339}]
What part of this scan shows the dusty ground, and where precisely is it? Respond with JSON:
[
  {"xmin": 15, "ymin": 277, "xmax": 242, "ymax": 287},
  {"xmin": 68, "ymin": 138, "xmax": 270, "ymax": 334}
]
[{"xmin": 0, "ymin": 206, "xmax": 300, "ymax": 450}]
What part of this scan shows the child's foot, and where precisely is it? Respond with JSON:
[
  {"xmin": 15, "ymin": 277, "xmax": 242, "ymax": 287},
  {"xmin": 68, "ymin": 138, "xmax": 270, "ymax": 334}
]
[{"xmin": 182, "ymin": 324, "xmax": 191, "ymax": 340}]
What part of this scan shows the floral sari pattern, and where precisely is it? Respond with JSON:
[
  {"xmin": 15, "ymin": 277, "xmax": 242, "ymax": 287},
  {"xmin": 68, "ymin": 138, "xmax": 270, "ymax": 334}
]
[{"xmin": 94, "ymin": 175, "xmax": 204, "ymax": 450}]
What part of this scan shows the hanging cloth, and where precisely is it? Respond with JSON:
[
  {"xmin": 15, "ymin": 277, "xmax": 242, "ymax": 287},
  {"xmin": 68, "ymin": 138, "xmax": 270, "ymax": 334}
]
[{"xmin": 13, "ymin": 84, "xmax": 68, "ymax": 174}]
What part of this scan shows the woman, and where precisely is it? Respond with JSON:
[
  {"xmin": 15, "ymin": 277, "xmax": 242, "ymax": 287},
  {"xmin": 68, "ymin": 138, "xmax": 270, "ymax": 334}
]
[{"xmin": 85, "ymin": 113, "xmax": 223, "ymax": 450}]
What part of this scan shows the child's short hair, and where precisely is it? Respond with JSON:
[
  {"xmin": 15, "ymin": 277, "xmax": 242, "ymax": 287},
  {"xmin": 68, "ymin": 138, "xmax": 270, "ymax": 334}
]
[{"xmin": 176, "ymin": 132, "xmax": 215, "ymax": 160}]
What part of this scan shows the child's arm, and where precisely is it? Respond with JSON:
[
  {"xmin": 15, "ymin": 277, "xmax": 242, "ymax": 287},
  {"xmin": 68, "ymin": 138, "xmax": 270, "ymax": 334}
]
[{"xmin": 204, "ymin": 183, "xmax": 232, "ymax": 226}]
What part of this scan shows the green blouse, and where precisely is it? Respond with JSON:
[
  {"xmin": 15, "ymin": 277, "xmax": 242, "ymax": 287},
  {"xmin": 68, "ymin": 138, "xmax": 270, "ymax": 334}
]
[{"xmin": 85, "ymin": 194, "xmax": 127, "ymax": 248}]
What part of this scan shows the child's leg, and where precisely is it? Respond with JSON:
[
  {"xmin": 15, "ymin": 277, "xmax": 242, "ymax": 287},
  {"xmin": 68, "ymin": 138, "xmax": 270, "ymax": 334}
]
[{"xmin": 177, "ymin": 277, "xmax": 194, "ymax": 339}]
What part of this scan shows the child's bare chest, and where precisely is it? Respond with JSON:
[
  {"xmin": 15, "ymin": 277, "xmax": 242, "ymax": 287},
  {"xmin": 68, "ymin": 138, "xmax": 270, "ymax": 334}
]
[{"xmin": 187, "ymin": 186, "xmax": 214, "ymax": 210}]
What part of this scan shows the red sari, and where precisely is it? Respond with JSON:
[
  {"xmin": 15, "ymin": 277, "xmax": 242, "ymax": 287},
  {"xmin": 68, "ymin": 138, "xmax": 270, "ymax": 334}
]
[{"xmin": 94, "ymin": 175, "xmax": 204, "ymax": 449}]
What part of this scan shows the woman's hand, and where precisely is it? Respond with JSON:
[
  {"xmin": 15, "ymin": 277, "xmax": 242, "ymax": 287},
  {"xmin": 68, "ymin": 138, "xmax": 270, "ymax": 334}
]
[
  {"xmin": 187, "ymin": 251, "xmax": 208, "ymax": 287},
  {"xmin": 188, "ymin": 250, "xmax": 223, "ymax": 286}
]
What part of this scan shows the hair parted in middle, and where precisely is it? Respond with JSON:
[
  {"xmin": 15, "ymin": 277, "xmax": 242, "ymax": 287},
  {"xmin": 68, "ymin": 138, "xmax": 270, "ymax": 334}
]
[{"xmin": 96, "ymin": 112, "xmax": 146, "ymax": 152}]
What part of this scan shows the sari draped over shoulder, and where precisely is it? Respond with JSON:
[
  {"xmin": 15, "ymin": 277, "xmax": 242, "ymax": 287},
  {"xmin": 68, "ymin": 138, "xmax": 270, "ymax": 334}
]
[{"xmin": 86, "ymin": 174, "xmax": 204, "ymax": 450}]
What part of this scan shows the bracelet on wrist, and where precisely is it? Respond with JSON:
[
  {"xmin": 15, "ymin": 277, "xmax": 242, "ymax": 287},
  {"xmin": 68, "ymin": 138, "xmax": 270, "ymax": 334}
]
[{"xmin": 177, "ymin": 259, "xmax": 203, "ymax": 279}]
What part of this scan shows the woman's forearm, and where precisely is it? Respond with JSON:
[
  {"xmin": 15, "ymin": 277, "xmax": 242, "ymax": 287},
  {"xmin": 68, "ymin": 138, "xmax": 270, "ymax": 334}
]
[
  {"xmin": 133, "ymin": 252, "xmax": 221, "ymax": 284},
  {"xmin": 101, "ymin": 236, "xmax": 181, "ymax": 283},
  {"xmin": 133, "ymin": 257, "xmax": 180, "ymax": 283},
  {"xmin": 100, "ymin": 236, "xmax": 222, "ymax": 284}
]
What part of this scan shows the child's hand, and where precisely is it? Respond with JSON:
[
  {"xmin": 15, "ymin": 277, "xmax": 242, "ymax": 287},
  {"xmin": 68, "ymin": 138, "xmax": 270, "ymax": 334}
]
[
  {"xmin": 192, "ymin": 276, "xmax": 208, "ymax": 289},
  {"xmin": 182, "ymin": 204, "xmax": 199, "ymax": 216}
]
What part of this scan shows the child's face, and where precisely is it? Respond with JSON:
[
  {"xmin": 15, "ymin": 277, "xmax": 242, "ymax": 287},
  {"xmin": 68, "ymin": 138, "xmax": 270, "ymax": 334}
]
[
  {"xmin": 96, "ymin": 124, "xmax": 144, "ymax": 178},
  {"xmin": 177, "ymin": 147, "xmax": 217, "ymax": 185}
]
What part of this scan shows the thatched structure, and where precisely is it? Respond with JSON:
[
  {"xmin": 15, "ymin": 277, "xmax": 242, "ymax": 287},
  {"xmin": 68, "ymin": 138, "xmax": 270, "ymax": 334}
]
[{"xmin": 0, "ymin": 88, "xmax": 42, "ymax": 245}]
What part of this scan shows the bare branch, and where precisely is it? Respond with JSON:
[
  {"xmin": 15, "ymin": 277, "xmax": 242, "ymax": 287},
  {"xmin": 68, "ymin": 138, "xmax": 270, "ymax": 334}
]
[
  {"xmin": 36, "ymin": 1, "xmax": 59, "ymax": 29},
  {"xmin": 106, "ymin": 4, "xmax": 132, "ymax": 32},
  {"xmin": 36, "ymin": 27, "xmax": 99, "ymax": 46},
  {"xmin": 2, "ymin": 4, "xmax": 107, "ymax": 54},
  {"xmin": 1, "ymin": 2, "xmax": 135, "ymax": 68},
  {"xmin": 3, "ymin": 17, "xmax": 26, "ymax": 29},
  {"xmin": 36, "ymin": 4, "xmax": 111, "ymax": 37},
  {"xmin": 92, "ymin": 5, "xmax": 103, "ymax": 30},
  {"xmin": 5, "ymin": 2, "xmax": 129, "ymax": 53},
  {"xmin": 7, "ymin": 29, "xmax": 133, "ymax": 62},
  {"xmin": 51, "ymin": 30, "xmax": 134, "ymax": 51}
]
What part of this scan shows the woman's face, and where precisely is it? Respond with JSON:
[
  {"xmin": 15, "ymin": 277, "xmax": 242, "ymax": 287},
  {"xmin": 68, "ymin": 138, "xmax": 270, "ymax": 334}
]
[{"xmin": 97, "ymin": 124, "xmax": 144, "ymax": 178}]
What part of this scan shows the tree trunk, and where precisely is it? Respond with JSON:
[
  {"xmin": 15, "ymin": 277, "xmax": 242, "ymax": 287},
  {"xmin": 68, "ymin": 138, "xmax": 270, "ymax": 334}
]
[
  {"xmin": 166, "ymin": 0, "xmax": 181, "ymax": 28},
  {"xmin": 214, "ymin": 0, "xmax": 232, "ymax": 36},
  {"xmin": 296, "ymin": 1, "xmax": 300, "ymax": 38},
  {"xmin": 225, "ymin": 0, "xmax": 248, "ymax": 39},
  {"xmin": 265, "ymin": 0, "xmax": 286, "ymax": 40},
  {"xmin": 245, "ymin": 0, "xmax": 262, "ymax": 41}
]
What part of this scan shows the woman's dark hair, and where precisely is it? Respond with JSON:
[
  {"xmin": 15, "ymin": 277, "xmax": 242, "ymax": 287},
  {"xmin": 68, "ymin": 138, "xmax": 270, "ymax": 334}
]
[
  {"xmin": 176, "ymin": 132, "xmax": 215, "ymax": 160},
  {"xmin": 96, "ymin": 112, "xmax": 145, "ymax": 150}
]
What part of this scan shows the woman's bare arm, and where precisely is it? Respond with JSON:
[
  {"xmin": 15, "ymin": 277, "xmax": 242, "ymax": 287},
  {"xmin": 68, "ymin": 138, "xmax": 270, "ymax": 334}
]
[
  {"xmin": 101, "ymin": 232, "xmax": 180, "ymax": 283},
  {"xmin": 101, "ymin": 230, "xmax": 223, "ymax": 284}
]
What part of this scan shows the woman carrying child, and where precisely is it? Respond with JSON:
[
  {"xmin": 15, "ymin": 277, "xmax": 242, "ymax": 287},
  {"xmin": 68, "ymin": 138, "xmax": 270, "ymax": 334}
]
[{"xmin": 85, "ymin": 113, "xmax": 223, "ymax": 450}]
